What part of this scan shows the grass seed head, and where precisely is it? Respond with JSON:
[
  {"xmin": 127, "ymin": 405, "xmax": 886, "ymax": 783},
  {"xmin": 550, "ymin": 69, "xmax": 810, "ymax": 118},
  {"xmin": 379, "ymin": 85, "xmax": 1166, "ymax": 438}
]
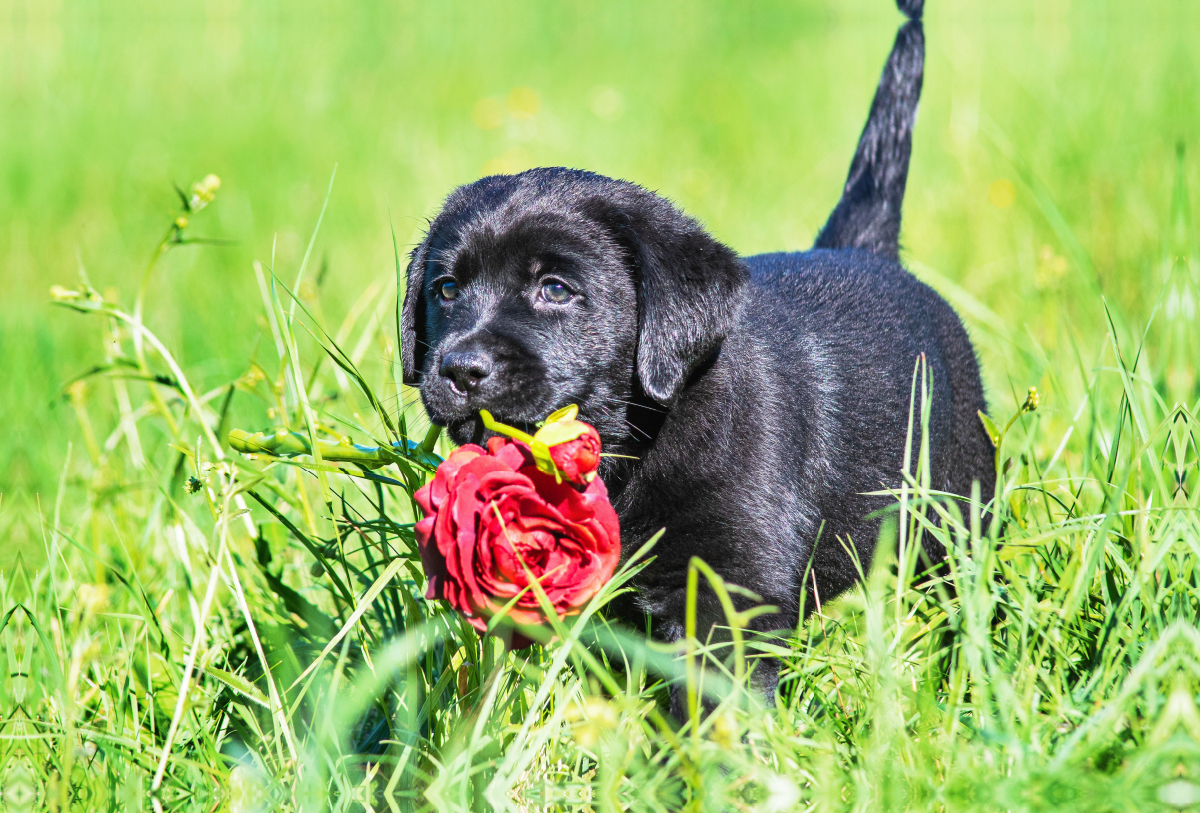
[
  {"xmin": 1023, "ymin": 386, "xmax": 1040, "ymax": 412},
  {"xmin": 189, "ymin": 173, "xmax": 221, "ymax": 211}
]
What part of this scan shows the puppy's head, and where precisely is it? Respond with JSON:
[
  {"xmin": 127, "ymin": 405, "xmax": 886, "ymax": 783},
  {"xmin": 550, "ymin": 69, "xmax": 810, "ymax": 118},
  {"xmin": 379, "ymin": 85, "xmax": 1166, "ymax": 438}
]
[{"xmin": 401, "ymin": 168, "xmax": 747, "ymax": 446}]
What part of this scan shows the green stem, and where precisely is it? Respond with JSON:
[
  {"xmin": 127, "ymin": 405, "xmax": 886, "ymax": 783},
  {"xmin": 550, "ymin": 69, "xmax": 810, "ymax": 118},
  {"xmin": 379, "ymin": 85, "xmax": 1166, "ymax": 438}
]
[
  {"xmin": 131, "ymin": 227, "xmax": 180, "ymax": 438},
  {"xmin": 228, "ymin": 428, "xmax": 441, "ymax": 472}
]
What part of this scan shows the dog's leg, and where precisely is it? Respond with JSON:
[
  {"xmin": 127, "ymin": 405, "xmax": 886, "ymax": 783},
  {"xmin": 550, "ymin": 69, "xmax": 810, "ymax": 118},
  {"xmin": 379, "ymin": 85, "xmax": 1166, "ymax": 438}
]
[
  {"xmin": 651, "ymin": 588, "xmax": 788, "ymax": 720},
  {"xmin": 813, "ymin": 3, "xmax": 925, "ymax": 259}
]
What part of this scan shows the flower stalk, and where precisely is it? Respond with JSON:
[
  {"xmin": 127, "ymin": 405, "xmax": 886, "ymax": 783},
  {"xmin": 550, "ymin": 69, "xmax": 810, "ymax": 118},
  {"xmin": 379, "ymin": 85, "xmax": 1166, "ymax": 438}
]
[{"xmin": 228, "ymin": 427, "xmax": 441, "ymax": 472}]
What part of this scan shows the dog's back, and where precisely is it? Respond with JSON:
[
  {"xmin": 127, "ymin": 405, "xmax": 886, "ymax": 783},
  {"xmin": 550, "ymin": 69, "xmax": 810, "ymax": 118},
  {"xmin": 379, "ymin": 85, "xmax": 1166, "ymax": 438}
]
[{"xmin": 731, "ymin": 248, "xmax": 993, "ymax": 608}]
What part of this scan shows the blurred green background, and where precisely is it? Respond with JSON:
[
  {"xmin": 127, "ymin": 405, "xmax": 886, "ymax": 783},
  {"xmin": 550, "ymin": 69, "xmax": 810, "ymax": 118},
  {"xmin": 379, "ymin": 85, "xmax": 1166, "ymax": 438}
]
[{"xmin": 3, "ymin": 0, "xmax": 1196, "ymax": 564}]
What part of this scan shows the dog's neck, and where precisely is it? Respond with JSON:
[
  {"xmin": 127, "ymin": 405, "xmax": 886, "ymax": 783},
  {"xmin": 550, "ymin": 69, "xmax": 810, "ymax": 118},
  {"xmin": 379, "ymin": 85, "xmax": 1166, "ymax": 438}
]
[{"xmin": 596, "ymin": 344, "xmax": 726, "ymax": 501}]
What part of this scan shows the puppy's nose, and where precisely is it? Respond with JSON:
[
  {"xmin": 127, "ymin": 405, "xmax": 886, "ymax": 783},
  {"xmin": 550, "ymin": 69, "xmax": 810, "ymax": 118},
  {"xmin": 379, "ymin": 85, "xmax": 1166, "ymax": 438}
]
[{"xmin": 440, "ymin": 351, "xmax": 493, "ymax": 394}]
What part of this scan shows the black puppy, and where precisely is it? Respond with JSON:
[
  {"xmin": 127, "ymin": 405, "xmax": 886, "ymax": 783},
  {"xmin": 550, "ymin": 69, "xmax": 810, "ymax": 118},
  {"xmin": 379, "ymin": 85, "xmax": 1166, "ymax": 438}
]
[{"xmin": 400, "ymin": 0, "xmax": 993, "ymax": 698}]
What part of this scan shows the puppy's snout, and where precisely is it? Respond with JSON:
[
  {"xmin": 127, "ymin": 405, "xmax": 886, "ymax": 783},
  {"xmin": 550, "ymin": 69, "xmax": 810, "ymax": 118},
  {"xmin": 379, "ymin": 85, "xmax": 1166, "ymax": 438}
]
[{"xmin": 440, "ymin": 350, "xmax": 493, "ymax": 394}]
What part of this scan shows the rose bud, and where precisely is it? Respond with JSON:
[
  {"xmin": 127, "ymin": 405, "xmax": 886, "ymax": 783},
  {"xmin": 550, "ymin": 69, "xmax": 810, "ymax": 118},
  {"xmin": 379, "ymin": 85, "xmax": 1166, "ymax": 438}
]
[
  {"xmin": 480, "ymin": 404, "xmax": 604, "ymax": 487},
  {"xmin": 535, "ymin": 420, "xmax": 601, "ymax": 486}
]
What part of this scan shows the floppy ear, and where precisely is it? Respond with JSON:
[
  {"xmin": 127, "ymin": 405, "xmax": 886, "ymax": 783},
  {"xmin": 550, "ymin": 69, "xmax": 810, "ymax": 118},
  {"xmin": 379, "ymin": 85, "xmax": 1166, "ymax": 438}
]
[
  {"xmin": 400, "ymin": 235, "xmax": 432, "ymax": 386},
  {"xmin": 594, "ymin": 199, "xmax": 748, "ymax": 405}
]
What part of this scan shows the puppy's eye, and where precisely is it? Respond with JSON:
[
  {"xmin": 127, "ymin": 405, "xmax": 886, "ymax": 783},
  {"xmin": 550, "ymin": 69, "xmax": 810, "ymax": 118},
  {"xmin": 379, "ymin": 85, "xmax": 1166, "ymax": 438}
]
[
  {"xmin": 438, "ymin": 280, "xmax": 459, "ymax": 301},
  {"xmin": 540, "ymin": 280, "xmax": 573, "ymax": 304}
]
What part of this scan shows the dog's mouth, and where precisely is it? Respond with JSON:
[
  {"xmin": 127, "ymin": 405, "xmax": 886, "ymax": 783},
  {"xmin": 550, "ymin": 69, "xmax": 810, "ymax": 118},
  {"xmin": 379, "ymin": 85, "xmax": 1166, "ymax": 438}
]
[{"xmin": 422, "ymin": 373, "xmax": 593, "ymax": 446}]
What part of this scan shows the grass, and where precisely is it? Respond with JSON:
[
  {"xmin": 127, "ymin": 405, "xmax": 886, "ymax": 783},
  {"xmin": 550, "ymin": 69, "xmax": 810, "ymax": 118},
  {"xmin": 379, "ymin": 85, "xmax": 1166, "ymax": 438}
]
[{"xmin": 4, "ymin": 1, "xmax": 1200, "ymax": 811}]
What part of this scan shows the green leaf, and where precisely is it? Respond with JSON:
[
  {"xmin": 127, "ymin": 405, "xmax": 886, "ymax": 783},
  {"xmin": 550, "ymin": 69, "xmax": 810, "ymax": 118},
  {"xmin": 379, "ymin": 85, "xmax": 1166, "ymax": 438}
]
[
  {"xmin": 978, "ymin": 410, "xmax": 1001, "ymax": 448},
  {"xmin": 201, "ymin": 663, "xmax": 270, "ymax": 708}
]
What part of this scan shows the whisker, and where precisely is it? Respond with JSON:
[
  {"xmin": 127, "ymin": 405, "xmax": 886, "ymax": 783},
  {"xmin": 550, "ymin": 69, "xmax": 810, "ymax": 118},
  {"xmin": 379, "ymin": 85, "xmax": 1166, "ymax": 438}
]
[
  {"xmin": 600, "ymin": 395, "xmax": 668, "ymax": 414},
  {"xmin": 590, "ymin": 401, "xmax": 653, "ymax": 442}
]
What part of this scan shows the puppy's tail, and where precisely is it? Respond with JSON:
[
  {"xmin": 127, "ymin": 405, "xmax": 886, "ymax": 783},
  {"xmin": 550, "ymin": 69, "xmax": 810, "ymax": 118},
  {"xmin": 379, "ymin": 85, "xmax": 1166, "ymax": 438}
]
[{"xmin": 813, "ymin": 1, "xmax": 924, "ymax": 260}]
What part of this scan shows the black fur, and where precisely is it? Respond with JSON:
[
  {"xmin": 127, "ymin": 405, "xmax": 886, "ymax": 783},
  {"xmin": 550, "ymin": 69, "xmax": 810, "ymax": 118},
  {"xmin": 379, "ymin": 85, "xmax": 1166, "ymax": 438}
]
[
  {"xmin": 400, "ymin": 0, "xmax": 993, "ymax": 705},
  {"xmin": 813, "ymin": 18, "xmax": 923, "ymax": 258}
]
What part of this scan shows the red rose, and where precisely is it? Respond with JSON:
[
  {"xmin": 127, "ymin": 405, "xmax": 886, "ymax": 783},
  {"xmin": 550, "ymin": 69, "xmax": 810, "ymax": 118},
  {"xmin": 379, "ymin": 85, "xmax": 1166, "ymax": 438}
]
[
  {"xmin": 545, "ymin": 421, "xmax": 602, "ymax": 485},
  {"xmin": 414, "ymin": 437, "xmax": 620, "ymax": 642}
]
